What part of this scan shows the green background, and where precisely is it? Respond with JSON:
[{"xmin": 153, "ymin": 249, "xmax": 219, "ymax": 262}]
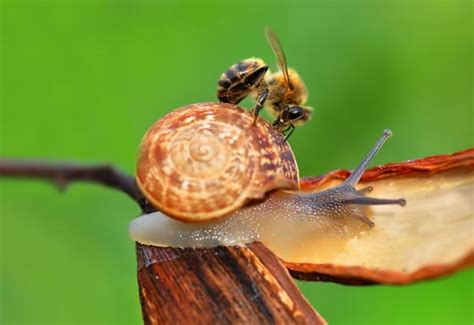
[{"xmin": 1, "ymin": 0, "xmax": 472, "ymax": 324}]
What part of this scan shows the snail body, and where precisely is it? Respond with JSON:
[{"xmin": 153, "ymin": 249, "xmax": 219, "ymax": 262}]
[{"xmin": 131, "ymin": 103, "xmax": 405, "ymax": 251}]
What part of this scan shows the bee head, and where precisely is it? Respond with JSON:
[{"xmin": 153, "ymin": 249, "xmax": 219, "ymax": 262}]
[{"xmin": 282, "ymin": 106, "xmax": 313, "ymax": 126}]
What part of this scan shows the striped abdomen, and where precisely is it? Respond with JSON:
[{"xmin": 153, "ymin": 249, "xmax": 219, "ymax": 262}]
[{"xmin": 217, "ymin": 58, "xmax": 268, "ymax": 104}]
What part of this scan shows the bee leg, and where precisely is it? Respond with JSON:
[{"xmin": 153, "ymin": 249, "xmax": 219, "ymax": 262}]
[
  {"xmin": 252, "ymin": 88, "xmax": 269, "ymax": 125},
  {"xmin": 284, "ymin": 124, "xmax": 295, "ymax": 141}
]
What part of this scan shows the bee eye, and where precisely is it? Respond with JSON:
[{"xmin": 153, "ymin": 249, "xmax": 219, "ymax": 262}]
[{"xmin": 286, "ymin": 106, "xmax": 305, "ymax": 121}]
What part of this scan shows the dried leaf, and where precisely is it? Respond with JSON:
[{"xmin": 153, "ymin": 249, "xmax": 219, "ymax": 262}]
[{"xmin": 283, "ymin": 149, "xmax": 474, "ymax": 284}]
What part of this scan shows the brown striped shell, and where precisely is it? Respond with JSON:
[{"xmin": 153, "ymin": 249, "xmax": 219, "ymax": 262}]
[{"xmin": 136, "ymin": 102, "xmax": 299, "ymax": 222}]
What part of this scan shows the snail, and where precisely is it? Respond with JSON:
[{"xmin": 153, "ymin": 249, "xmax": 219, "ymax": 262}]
[{"xmin": 130, "ymin": 102, "xmax": 405, "ymax": 253}]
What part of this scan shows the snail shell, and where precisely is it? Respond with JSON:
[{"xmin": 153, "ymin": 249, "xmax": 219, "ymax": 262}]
[{"xmin": 136, "ymin": 102, "xmax": 299, "ymax": 222}]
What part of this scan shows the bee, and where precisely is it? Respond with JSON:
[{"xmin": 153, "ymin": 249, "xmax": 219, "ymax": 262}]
[{"xmin": 217, "ymin": 27, "xmax": 313, "ymax": 139}]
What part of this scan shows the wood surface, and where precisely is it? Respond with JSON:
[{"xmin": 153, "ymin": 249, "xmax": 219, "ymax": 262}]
[{"xmin": 136, "ymin": 242, "xmax": 326, "ymax": 325}]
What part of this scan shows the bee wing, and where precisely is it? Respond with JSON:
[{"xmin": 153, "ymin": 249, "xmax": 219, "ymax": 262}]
[{"xmin": 265, "ymin": 27, "xmax": 294, "ymax": 90}]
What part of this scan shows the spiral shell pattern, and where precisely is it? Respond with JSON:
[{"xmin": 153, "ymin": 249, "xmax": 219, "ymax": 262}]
[{"xmin": 136, "ymin": 102, "xmax": 299, "ymax": 222}]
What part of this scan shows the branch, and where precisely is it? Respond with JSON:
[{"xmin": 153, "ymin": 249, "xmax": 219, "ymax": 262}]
[
  {"xmin": 0, "ymin": 159, "xmax": 155, "ymax": 213},
  {"xmin": 137, "ymin": 242, "xmax": 326, "ymax": 324}
]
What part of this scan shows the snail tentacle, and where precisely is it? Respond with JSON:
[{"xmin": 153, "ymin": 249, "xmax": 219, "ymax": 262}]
[
  {"xmin": 345, "ymin": 195, "xmax": 406, "ymax": 207},
  {"xmin": 357, "ymin": 186, "xmax": 373, "ymax": 195},
  {"xmin": 300, "ymin": 129, "xmax": 405, "ymax": 226},
  {"xmin": 345, "ymin": 129, "xmax": 392, "ymax": 187}
]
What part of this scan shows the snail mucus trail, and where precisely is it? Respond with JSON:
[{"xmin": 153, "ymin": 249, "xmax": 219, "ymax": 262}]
[{"xmin": 130, "ymin": 129, "xmax": 406, "ymax": 256}]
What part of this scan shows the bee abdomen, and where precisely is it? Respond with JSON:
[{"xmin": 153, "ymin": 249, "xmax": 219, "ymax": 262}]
[{"xmin": 217, "ymin": 58, "xmax": 268, "ymax": 104}]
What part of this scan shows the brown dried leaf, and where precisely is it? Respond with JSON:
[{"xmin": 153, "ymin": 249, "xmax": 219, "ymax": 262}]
[{"xmin": 284, "ymin": 149, "xmax": 474, "ymax": 284}]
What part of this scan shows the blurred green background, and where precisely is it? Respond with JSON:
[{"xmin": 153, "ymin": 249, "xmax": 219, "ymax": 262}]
[{"xmin": 1, "ymin": 0, "xmax": 472, "ymax": 324}]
